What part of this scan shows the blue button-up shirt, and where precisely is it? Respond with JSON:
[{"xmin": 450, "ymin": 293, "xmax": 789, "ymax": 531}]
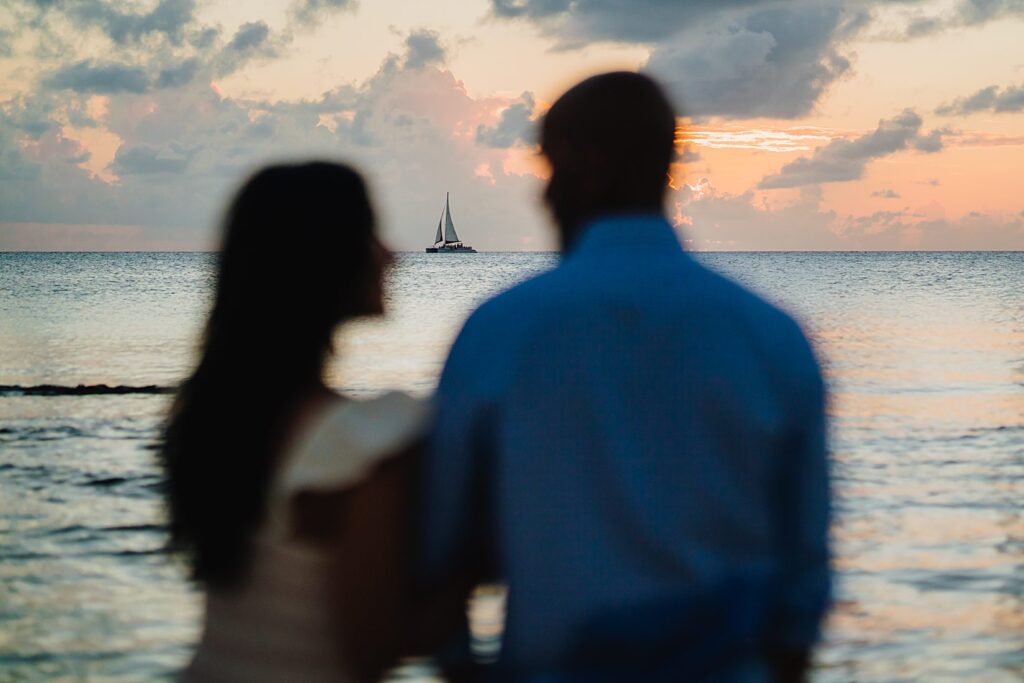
[{"xmin": 422, "ymin": 215, "xmax": 830, "ymax": 681}]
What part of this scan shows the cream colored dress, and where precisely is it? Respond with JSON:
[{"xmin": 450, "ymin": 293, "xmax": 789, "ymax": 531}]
[{"xmin": 183, "ymin": 392, "xmax": 427, "ymax": 683}]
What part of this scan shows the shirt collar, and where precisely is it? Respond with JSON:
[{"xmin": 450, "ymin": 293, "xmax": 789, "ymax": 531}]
[{"xmin": 566, "ymin": 213, "xmax": 683, "ymax": 260}]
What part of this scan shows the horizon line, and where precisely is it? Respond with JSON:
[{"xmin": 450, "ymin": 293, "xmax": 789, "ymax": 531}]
[{"xmin": 2, "ymin": 249, "xmax": 1023, "ymax": 255}]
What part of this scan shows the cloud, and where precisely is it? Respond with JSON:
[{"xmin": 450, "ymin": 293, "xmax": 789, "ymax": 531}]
[
  {"xmin": 37, "ymin": 16, "xmax": 279, "ymax": 95},
  {"xmin": 289, "ymin": 0, "xmax": 358, "ymax": 29},
  {"xmin": 935, "ymin": 83, "xmax": 1024, "ymax": 115},
  {"xmin": 489, "ymin": 0, "xmax": 880, "ymax": 118},
  {"xmin": 8, "ymin": 0, "xmax": 303, "ymax": 99},
  {"xmin": 0, "ymin": 27, "xmax": 14, "ymax": 57},
  {"xmin": 156, "ymin": 58, "xmax": 200, "ymax": 89},
  {"xmin": 901, "ymin": 0, "xmax": 1024, "ymax": 38},
  {"xmin": 676, "ymin": 180, "xmax": 843, "ymax": 250},
  {"xmin": 403, "ymin": 29, "xmax": 447, "ymax": 69},
  {"xmin": 872, "ymin": 188, "xmax": 901, "ymax": 198},
  {"xmin": 487, "ymin": 0, "xmax": 1024, "ymax": 119},
  {"xmin": 956, "ymin": 0, "xmax": 1024, "ymax": 24},
  {"xmin": 949, "ymin": 129, "xmax": 1024, "ymax": 146},
  {"xmin": 226, "ymin": 21, "xmax": 271, "ymax": 52},
  {"xmin": 676, "ymin": 178, "xmax": 1024, "ymax": 250},
  {"xmin": 0, "ymin": 223, "xmax": 150, "ymax": 251},
  {"xmin": 213, "ymin": 21, "xmax": 278, "ymax": 76},
  {"xmin": 841, "ymin": 212, "xmax": 1024, "ymax": 250},
  {"xmin": 43, "ymin": 60, "xmax": 151, "ymax": 94},
  {"xmin": 492, "ymin": 0, "xmax": 1024, "ymax": 46},
  {"xmin": 476, "ymin": 92, "xmax": 536, "ymax": 148},
  {"xmin": 1, "ymin": 96, "xmax": 56, "ymax": 138},
  {"xmin": 0, "ymin": 39, "xmax": 552, "ymax": 251},
  {"xmin": 0, "ymin": 126, "xmax": 42, "ymax": 181},
  {"xmin": 912, "ymin": 127, "xmax": 945, "ymax": 151},
  {"xmin": 645, "ymin": 4, "xmax": 862, "ymax": 119},
  {"xmin": 64, "ymin": 0, "xmax": 197, "ymax": 46},
  {"xmin": 113, "ymin": 143, "xmax": 196, "ymax": 174},
  {"xmin": 758, "ymin": 109, "xmax": 944, "ymax": 189},
  {"xmin": 487, "ymin": 1, "xmax": 880, "ymax": 119},
  {"xmin": 677, "ymin": 144, "xmax": 701, "ymax": 163},
  {"xmin": 490, "ymin": 0, "xmax": 782, "ymax": 45}
]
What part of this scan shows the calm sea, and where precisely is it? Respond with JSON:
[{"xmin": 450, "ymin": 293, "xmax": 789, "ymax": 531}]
[{"xmin": 1, "ymin": 251, "xmax": 1022, "ymax": 681}]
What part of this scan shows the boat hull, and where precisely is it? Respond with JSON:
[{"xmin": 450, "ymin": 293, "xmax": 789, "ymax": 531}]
[{"xmin": 426, "ymin": 246, "xmax": 477, "ymax": 253}]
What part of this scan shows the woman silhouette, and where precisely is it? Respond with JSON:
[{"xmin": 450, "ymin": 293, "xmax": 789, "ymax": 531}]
[{"xmin": 161, "ymin": 162, "xmax": 459, "ymax": 682}]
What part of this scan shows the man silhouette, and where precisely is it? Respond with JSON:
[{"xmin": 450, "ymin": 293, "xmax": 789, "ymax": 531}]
[{"xmin": 420, "ymin": 72, "xmax": 831, "ymax": 682}]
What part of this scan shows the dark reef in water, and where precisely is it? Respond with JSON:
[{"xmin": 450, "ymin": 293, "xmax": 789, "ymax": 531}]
[{"xmin": 0, "ymin": 384, "xmax": 176, "ymax": 396}]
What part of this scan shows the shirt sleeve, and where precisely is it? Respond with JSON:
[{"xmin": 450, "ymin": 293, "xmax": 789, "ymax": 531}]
[
  {"xmin": 771, "ymin": 330, "xmax": 833, "ymax": 650},
  {"xmin": 418, "ymin": 311, "xmax": 498, "ymax": 589}
]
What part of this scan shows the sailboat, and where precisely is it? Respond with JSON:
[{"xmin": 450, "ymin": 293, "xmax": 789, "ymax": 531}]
[{"xmin": 426, "ymin": 193, "xmax": 477, "ymax": 253}]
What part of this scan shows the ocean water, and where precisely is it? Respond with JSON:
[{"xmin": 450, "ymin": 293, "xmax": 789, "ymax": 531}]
[{"xmin": 1, "ymin": 251, "xmax": 1022, "ymax": 681}]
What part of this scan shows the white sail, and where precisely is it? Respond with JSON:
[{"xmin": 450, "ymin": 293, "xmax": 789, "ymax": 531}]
[
  {"xmin": 444, "ymin": 192, "xmax": 460, "ymax": 243},
  {"xmin": 426, "ymin": 191, "xmax": 475, "ymax": 252}
]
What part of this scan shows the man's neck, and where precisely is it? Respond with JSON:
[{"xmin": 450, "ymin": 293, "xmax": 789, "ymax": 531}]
[{"xmin": 559, "ymin": 208, "xmax": 667, "ymax": 253}]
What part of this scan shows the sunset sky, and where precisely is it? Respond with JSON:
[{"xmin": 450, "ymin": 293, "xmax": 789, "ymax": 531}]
[{"xmin": 1, "ymin": 0, "xmax": 1022, "ymax": 251}]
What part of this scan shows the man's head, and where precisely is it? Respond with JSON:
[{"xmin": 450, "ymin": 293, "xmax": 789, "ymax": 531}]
[{"xmin": 541, "ymin": 72, "xmax": 676, "ymax": 249}]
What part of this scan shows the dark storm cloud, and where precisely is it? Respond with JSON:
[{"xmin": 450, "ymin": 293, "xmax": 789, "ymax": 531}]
[
  {"xmin": 476, "ymin": 92, "xmax": 536, "ymax": 148},
  {"xmin": 936, "ymin": 83, "xmax": 1024, "ymax": 115},
  {"xmin": 403, "ymin": 29, "xmax": 447, "ymax": 69},
  {"xmin": 758, "ymin": 109, "xmax": 944, "ymax": 188},
  {"xmin": 43, "ymin": 60, "xmax": 150, "ymax": 94}
]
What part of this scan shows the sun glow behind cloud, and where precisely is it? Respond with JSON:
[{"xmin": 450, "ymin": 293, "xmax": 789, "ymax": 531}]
[{"xmin": 681, "ymin": 128, "xmax": 836, "ymax": 153}]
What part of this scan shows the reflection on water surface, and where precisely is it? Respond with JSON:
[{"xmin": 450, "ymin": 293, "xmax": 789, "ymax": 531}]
[{"xmin": 1, "ymin": 251, "xmax": 1021, "ymax": 680}]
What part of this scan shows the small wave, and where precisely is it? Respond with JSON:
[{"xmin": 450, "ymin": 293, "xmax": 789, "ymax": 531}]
[{"xmin": 0, "ymin": 384, "xmax": 176, "ymax": 397}]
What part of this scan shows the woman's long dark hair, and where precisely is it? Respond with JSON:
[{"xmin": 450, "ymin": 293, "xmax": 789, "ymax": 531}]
[{"xmin": 161, "ymin": 162, "xmax": 383, "ymax": 588}]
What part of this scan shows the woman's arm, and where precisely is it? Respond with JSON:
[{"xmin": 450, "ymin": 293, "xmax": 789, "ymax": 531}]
[{"xmin": 291, "ymin": 444, "xmax": 478, "ymax": 682}]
